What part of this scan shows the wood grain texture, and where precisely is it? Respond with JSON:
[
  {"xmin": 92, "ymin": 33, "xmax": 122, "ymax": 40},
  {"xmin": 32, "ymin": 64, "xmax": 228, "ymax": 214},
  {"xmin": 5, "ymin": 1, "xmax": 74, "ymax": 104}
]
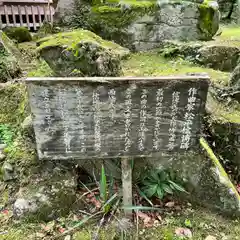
[{"xmin": 26, "ymin": 76, "xmax": 209, "ymax": 160}]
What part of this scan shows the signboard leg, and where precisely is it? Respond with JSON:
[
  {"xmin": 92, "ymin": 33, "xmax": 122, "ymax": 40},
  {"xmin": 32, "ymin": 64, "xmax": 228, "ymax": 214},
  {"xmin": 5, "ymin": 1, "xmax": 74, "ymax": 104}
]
[{"xmin": 121, "ymin": 157, "xmax": 132, "ymax": 218}]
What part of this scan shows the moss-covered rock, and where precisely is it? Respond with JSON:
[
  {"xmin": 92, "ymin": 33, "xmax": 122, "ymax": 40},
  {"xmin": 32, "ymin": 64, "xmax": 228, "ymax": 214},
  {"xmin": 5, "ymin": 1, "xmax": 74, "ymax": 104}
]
[
  {"xmin": 37, "ymin": 30, "xmax": 129, "ymax": 77},
  {"xmin": 0, "ymin": 31, "xmax": 21, "ymax": 82},
  {"xmin": 197, "ymin": 45, "xmax": 240, "ymax": 72},
  {"xmin": 230, "ymin": 62, "xmax": 240, "ymax": 87},
  {"xmin": 69, "ymin": 0, "xmax": 219, "ymax": 50},
  {"xmin": 198, "ymin": 0, "xmax": 220, "ymax": 40},
  {"xmin": 160, "ymin": 40, "xmax": 240, "ymax": 72},
  {"xmin": 133, "ymin": 149, "xmax": 240, "ymax": 216},
  {"xmin": 3, "ymin": 27, "xmax": 32, "ymax": 43},
  {"xmin": 13, "ymin": 162, "xmax": 77, "ymax": 221},
  {"xmin": 205, "ymin": 92, "xmax": 240, "ymax": 180}
]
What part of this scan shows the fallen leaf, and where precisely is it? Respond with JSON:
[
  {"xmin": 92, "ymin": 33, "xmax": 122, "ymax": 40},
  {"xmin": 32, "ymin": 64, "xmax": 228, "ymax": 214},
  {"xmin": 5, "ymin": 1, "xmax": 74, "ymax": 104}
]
[
  {"xmin": 86, "ymin": 193, "xmax": 94, "ymax": 199},
  {"xmin": 165, "ymin": 201, "xmax": 175, "ymax": 208},
  {"xmin": 41, "ymin": 221, "xmax": 55, "ymax": 232},
  {"xmin": 205, "ymin": 235, "xmax": 217, "ymax": 240},
  {"xmin": 175, "ymin": 205, "xmax": 182, "ymax": 211},
  {"xmin": 175, "ymin": 227, "xmax": 193, "ymax": 238},
  {"xmin": 136, "ymin": 211, "xmax": 154, "ymax": 227},
  {"xmin": 58, "ymin": 227, "xmax": 66, "ymax": 233},
  {"xmin": 1, "ymin": 209, "xmax": 9, "ymax": 215},
  {"xmin": 89, "ymin": 197, "xmax": 101, "ymax": 209}
]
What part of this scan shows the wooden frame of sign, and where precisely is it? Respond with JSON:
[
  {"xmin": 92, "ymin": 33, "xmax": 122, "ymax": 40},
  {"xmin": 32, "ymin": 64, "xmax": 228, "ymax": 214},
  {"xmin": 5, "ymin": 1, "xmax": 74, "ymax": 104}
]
[{"xmin": 26, "ymin": 76, "xmax": 210, "ymax": 216}]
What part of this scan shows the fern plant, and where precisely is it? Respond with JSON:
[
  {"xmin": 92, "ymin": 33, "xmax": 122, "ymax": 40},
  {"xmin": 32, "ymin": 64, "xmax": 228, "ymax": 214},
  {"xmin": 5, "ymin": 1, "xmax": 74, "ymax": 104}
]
[{"xmin": 141, "ymin": 169, "xmax": 186, "ymax": 200}]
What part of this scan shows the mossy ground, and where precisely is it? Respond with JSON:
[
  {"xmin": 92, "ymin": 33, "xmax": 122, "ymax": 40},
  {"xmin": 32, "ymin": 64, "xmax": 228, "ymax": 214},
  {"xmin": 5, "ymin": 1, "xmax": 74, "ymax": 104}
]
[
  {"xmin": 217, "ymin": 24, "xmax": 240, "ymax": 42},
  {"xmin": 122, "ymin": 52, "xmax": 230, "ymax": 86},
  {"xmin": 1, "ymin": 207, "xmax": 240, "ymax": 239}
]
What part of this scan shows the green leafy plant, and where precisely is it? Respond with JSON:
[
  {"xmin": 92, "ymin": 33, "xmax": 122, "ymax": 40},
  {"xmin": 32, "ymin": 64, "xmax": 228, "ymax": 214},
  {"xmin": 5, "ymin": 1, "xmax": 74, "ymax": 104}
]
[
  {"xmin": 0, "ymin": 124, "xmax": 14, "ymax": 146},
  {"xmin": 140, "ymin": 169, "xmax": 186, "ymax": 200}
]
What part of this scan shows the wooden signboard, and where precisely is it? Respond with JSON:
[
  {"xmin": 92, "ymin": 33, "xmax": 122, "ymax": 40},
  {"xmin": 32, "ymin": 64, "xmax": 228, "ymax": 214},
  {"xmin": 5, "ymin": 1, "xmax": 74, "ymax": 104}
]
[{"xmin": 26, "ymin": 76, "xmax": 209, "ymax": 161}]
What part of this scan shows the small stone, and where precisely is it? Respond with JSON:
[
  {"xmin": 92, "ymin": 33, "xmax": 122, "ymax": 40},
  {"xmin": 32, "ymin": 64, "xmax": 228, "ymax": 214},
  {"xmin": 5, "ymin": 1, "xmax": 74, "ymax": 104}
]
[
  {"xmin": 0, "ymin": 144, "xmax": 7, "ymax": 150},
  {"xmin": 175, "ymin": 227, "xmax": 192, "ymax": 238},
  {"xmin": 64, "ymin": 235, "xmax": 71, "ymax": 240},
  {"xmin": 165, "ymin": 201, "xmax": 175, "ymax": 208},
  {"xmin": 21, "ymin": 115, "xmax": 34, "ymax": 137},
  {"xmin": 0, "ymin": 153, "xmax": 6, "ymax": 161},
  {"xmin": 2, "ymin": 162, "xmax": 13, "ymax": 171},
  {"xmin": 13, "ymin": 198, "xmax": 38, "ymax": 217},
  {"xmin": 205, "ymin": 236, "xmax": 217, "ymax": 240},
  {"xmin": 1, "ymin": 162, "xmax": 15, "ymax": 181}
]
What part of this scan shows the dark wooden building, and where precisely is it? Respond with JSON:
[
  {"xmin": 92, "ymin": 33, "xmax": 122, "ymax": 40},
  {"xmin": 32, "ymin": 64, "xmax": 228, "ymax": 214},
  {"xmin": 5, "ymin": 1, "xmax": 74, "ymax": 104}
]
[{"xmin": 0, "ymin": 0, "xmax": 55, "ymax": 30}]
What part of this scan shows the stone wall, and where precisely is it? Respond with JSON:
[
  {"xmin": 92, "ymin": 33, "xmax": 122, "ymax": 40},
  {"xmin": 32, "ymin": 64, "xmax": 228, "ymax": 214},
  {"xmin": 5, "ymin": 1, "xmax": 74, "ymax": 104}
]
[
  {"xmin": 125, "ymin": 2, "xmax": 219, "ymax": 51},
  {"xmin": 217, "ymin": 0, "xmax": 240, "ymax": 22},
  {"xmin": 62, "ymin": 0, "xmax": 220, "ymax": 51},
  {"xmin": 54, "ymin": 0, "xmax": 75, "ymax": 22}
]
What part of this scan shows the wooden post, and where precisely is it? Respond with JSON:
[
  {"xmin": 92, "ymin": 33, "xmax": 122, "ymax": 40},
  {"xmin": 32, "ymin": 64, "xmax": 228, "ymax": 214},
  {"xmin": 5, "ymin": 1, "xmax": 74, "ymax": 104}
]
[
  {"xmin": 121, "ymin": 157, "xmax": 132, "ymax": 218},
  {"xmin": 25, "ymin": 5, "xmax": 30, "ymax": 30},
  {"xmin": 4, "ymin": 5, "xmax": 10, "ymax": 26},
  {"xmin": 31, "ymin": 6, "xmax": 36, "ymax": 30},
  {"xmin": 11, "ymin": 5, "xmax": 16, "ymax": 27},
  {"xmin": 18, "ymin": 5, "xmax": 23, "ymax": 26}
]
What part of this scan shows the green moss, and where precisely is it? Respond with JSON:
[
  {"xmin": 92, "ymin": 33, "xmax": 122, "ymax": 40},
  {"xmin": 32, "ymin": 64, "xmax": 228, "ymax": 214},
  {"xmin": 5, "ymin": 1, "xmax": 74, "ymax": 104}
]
[
  {"xmin": 206, "ymin": 94, "xmax": 240, "ymax": 124},
  {"xmin": 37, "ymin": 29, "xmax": 125, "ymax": 52},
  {"xmin": 216, "ymin": 25, "xmax": 240, "ymax": 45},
  {"xmin": 198, "ymin": 0, "xmax": 218, "ymax": 39},
  {"xmin": 0, "ymin": 32, "xmax": 22, "ymax": 82},
  {"xmin": 27, "ymin": 60, "xmax": 54, "ymax": 77},
  {"xmin": 37, "ymin": 30, "xmax": 129, "ymax": 64},
  {"xmin": 18, "ymin": 42, "xmax": 38, "ymax": 60},
  {"xmin": 200, "ymin": 137, "xmax": 240, "ymax": 202},
  {"xmin": 92, "ymin": 5, "xmax": 122, "ymax": 13},
  {"xmin": 0, "ymin": 83, "xmax": 28, "ymax": 125},
  {"xmin": 91, "ymin": 1, "xmax": 156, "ymax": 29},
  {"xmin": 122, "ymin": 52, "xmax": 229, "ymax": 85}
]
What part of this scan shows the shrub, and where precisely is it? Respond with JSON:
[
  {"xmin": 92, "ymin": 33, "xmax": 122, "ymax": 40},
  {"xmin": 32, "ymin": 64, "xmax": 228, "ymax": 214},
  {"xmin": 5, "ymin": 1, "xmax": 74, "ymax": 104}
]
[{"xmin": 3, "ymin": 27, "xmax": 32, "ymax": 43}]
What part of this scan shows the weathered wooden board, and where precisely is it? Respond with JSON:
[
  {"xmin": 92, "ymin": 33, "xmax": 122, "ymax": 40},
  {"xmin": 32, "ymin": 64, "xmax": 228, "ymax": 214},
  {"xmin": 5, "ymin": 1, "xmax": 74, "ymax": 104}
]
[{"xmin": 26, "ymin": 76, "xmax": 209, "ymax": 160}]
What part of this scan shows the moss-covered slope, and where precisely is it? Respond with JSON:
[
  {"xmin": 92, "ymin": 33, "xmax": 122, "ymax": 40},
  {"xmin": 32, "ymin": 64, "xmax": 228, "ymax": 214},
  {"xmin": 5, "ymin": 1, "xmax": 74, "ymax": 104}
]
[{"xmin": 0, "ymin": 31, "xmax": 21, "ymax": 82}]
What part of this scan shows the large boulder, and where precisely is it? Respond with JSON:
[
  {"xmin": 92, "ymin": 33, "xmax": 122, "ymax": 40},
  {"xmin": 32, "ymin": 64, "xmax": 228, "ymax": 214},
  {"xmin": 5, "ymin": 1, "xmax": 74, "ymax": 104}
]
[
  {"xmin": 0, "ymin": 31, "xmax": 21, "ymax": 82},
  {"xmin": 230, "ymin": 63, "xmax": 240, "ymax": 86},
  {"xmin": 160, "ymin": 40, "xmax": 240, "ymax": 72},
  {"xmin": 69, "ymin": 0, "xmax": 220, "ymax": 51},
  {"xmin": 197, "ymin": 45, "xmax": 240, "ymax": 72},
  {"xmin": 227, "ymin": 63, "xmax": 240, "ymax": 101},
  {"xmin": 37, "ymin": 30, "xmax": 129, "ymax": 77},
  {"xmin": 205, "ymin": 92, "xmax": 240, "ymax": 181}
]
